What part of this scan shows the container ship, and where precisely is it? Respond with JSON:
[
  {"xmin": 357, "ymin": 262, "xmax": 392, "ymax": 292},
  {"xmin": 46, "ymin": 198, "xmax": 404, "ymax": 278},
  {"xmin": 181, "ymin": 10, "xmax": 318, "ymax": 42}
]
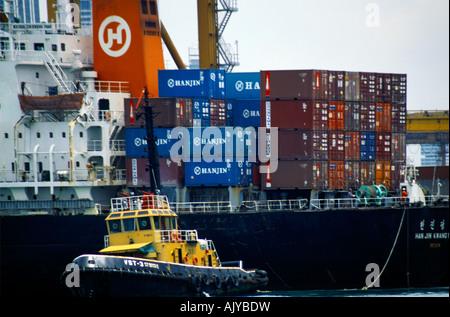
[{"xmin": 0, "ymin": 0, "xmax": 448, "ymax": 296}]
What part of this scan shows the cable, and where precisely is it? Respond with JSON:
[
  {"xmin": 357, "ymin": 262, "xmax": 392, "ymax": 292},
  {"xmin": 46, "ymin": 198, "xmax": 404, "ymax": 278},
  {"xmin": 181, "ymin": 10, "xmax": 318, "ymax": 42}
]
[{"xmin": 362, "ymin": 207, "xmax": 406, "ymax": 290}]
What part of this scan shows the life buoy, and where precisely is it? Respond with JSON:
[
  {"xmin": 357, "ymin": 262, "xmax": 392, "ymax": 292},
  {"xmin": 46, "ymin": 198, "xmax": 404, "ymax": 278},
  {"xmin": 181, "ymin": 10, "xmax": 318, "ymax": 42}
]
[
  {"xmin": 176, "ymin": 232, "xmax": 182, "ymax": 242},
  {"xmin": 170, "ymin": 231, "xmax": 177, "ymax": 242},
  {"xmin": 193, "ymin": 256, "xmax": 199, "ymax": 265},
  {"xmin": 183, "ymin": 256, "xmax": 189, "ymax": 264},
  {"xmin": 104, "ymin": 111, "xmax": 111, "ymax": 121}
]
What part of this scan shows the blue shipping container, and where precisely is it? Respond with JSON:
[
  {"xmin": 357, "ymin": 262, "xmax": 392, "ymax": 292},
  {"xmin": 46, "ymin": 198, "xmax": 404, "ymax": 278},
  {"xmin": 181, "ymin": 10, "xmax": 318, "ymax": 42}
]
[
  {"xmin": 360, "ymin": 132, "xmax": 376, "ymax": 161},
  {"xmin": 229, "ymin": 99, "xmax": 261, "ymax": 127},
  {"xmin": 225, "ymin": 72, "xmax": 261, "ymax": 99},
  {"xmin": 125, "ymin": 128, "xmax": 186, "ymax": 158},
  {"xmin": 193, "ymin": 98, "xmax": 210, "ymax": 124},
  {"xmin": 185, "ymin": 159, "xmax": 254, "ymax": 187},
  {"xmin": 188, "ymin": 127, "xmax": 257, "ymax": 158},
  {"xmin": 158, "ymin": 69, "xmax": 225, "ymax": 99}
]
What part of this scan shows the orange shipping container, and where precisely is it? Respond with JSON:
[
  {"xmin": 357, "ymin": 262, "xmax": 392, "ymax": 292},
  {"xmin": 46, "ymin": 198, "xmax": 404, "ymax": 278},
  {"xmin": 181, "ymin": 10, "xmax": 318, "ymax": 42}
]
[
  {"xmin": 328, "ymin": 101, "xmax": 345, "ymax": 130},
  {"xmin": 329, "ymin": 160, "xmax": 345, "ymax": 190},
  {"xmin": 375, "ymin": 161, "xmax": 391, "ymax": 190},
  {"xmin": 329, "ymin": 131, "xmax": 345, "ymax": 160}
]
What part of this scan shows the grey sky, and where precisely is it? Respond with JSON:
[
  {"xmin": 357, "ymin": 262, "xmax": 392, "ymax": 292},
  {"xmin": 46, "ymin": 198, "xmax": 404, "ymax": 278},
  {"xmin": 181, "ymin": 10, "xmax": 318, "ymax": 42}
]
[{"xmin": 159, "ymin": 0, "xmax": 449, "ymax": 111}]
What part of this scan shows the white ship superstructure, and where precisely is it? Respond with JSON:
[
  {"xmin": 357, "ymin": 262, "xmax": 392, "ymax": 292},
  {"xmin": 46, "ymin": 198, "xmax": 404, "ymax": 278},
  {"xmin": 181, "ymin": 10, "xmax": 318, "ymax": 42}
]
[{"xmin": 0, "ymin": 1, "xmax": 129, "ymax": 214}]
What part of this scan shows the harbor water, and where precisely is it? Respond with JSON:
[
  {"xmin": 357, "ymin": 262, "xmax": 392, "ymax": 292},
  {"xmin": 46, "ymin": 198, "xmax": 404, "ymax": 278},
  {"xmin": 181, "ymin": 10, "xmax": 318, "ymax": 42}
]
[{"xmin": 253, "ymin": 287, "xmax": 449, "ymax": 297}]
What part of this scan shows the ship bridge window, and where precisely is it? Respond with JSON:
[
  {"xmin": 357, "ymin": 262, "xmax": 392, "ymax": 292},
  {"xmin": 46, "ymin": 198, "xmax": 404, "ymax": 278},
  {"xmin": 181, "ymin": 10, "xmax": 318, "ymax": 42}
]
[
  {"xmin": 109, "ymin": 219, "xmax": 122, "ymax": 234},
  {"xmin": 123, "ymin": 218, "xmax": 137, "ymax": 232},
  {"xmin": 138, "ymin": 217, "xmax": 152, "ymax": 230},
  {"xmin": 154, "ymin": 216, "xmax": 174, "ymax": 230}
]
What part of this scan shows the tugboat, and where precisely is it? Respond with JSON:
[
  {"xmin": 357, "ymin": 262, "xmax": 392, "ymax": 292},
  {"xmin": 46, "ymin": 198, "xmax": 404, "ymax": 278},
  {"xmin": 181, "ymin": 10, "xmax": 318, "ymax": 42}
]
[{"xmin": 62, "ymin": 193, "xmax": 268, "ymax": 297}]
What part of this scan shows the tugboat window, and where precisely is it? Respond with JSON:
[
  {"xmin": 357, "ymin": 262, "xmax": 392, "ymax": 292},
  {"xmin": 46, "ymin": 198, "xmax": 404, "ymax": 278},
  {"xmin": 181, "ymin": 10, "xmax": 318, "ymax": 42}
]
[
  {"xmin": 109, "ymin": 219, "xmax": 122, "ymax": 233},
  {"xmin": 123, "ymin": 218, "xmax": 137, "ymax": 232},
  {"xmin": 138, "ymin": 217, "xmax": 152, "ymax": 230},
  {"xmin": 154, "ymin": 216, "xmax": 160, "ymax": 230}
]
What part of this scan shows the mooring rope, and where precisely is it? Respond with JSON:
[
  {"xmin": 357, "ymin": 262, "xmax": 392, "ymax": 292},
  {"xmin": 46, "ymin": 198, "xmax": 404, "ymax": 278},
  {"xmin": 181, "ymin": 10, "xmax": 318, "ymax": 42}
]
[{"xmin": 362, "ymin": 207, "xmax": 407, "ymax": 290}]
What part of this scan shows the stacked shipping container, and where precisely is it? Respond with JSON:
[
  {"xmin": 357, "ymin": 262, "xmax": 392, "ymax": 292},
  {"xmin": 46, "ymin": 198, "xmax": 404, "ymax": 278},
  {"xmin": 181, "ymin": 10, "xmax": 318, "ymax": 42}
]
[
  {"xmin": 123, "ymin": 68, "xmax": 406, "ymax": 194},
  {"xmin": 124, "ymin": 70, "xmax": 260, "ymax": 189},
  {"xmin": 260, "ymin": 69, "xmax": 407, "ymax": 192}
]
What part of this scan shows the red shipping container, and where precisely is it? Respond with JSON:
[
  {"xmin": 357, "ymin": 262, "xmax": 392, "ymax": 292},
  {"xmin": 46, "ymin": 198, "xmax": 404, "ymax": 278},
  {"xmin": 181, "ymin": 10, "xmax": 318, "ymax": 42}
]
[
  {"xmin": 391, "ymin": 132, "xmax": 406, "ymax": 162},
  {"xmin": 391, "ymin": 103, "xmax": 406, "ymax": 132},
  {"xmin": 278, "ymin": 130, "xmax": 312, "ymax": 160},
  {"xmin": 210, "ymin": 99, "xmax": 227, "ymax": 126},
  {"xmin": 375, "ymin": 160, "xmax": 391, "ymax": 190},
  {"xmin": 260, "ymin": 160, "xmax": 329, "ymax": 190},
  {"xmin": 261, "ymin": 100, "xmax": 328, "ymax": 130},
  {"xmin": 360, "ymin": 102, "xmax": 376, "ymax": 131},
  {"xmin": 344, "ymin": 102, "xmax": 360, "ymax": 131},
  {"xmin": 329, "ymin": 160, "xmax": 345, "ymax": 190},
  {"xmin": 375, "ymin": 103, "xmax": 392, "ymax": 131},
  {"xmin": 360, "ymin": 73, "xmax": 376, "ymax": 101},
  {"xmin": 376, "ymin": 132, "xmax": 391, "ymax": 160},
  {"xmin": 375, "ymin": 73, "xmax": 391, "ymax": 102},
  {"xmin": 126, "ymin": 157, "xmax": 185, "ymax": 187},
  {"xmin": 391, "ymin": 74, "xmax": 407, "ymax": 104},
  {"xmin": 344, "ymin": 132, "xmax": 360, "ymax": 160},
  {"xmin": 260, "ymin": 70, "xmax": 329, "ymax": 100},
  {"xmin": 345, "ymin": 160, "xmax": 360, "ymax": 189},
  {"xmin": 124, "ymin": 97, "xmax": 193, "ymax": 128},
  {"xmin": 360, "ymin": 161, "xmax": 375, "ymax": 186},
  {"xmin": 312, "ymin": 131, "xmax": 329, "ymax": 160},
  {"xmin": 328, "ymin": 71, "xmax": 345, "ymax": 100},
  {"xmin": 329, "ymin": 131, "xmax": 345, "ymax": 160},
  {"xmin": 329, "ymin": 101, "xmax": 345, "ymax": 130}
]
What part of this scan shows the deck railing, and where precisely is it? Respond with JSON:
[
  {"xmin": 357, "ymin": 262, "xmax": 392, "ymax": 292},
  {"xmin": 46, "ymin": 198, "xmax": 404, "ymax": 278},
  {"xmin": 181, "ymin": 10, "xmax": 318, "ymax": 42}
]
[
  {"xmin": 111, "ymin": 195, "xmax": 170, "ymax": 212},
  {"xmin": 155, "ymin": 229, "xmax": 198, "ymax": 243}
]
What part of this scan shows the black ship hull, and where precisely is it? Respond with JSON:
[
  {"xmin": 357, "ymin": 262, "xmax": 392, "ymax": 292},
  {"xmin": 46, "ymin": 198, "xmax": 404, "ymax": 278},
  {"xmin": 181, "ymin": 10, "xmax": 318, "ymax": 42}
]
[
  {"xmin": 1, "ymin": 205, "xmax": 448, "ymax": 296},
  {"xmin": 62, "ymin": 254, "xmax": 268, "ymax": 297}
]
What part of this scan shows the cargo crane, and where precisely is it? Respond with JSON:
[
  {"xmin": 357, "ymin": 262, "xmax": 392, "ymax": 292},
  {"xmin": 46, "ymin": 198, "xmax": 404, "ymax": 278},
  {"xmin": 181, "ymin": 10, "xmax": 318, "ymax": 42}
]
[{"xmin": 197, "ymin": 0, "xmax": 239, "ymax": 71}]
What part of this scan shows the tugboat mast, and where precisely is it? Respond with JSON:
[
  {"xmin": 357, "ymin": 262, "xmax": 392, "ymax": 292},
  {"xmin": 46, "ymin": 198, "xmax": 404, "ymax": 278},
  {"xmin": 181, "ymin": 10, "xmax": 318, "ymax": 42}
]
[{"xmin": 143, "ymin": 87, "xmax": 161, "ymax": 193}]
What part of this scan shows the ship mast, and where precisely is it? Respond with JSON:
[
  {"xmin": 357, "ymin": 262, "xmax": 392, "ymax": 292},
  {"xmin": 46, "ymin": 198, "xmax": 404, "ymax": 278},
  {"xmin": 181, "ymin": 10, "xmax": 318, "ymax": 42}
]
[{"xmin": 143, "ymin": 87, "xmax": 161, "ymax": 193}]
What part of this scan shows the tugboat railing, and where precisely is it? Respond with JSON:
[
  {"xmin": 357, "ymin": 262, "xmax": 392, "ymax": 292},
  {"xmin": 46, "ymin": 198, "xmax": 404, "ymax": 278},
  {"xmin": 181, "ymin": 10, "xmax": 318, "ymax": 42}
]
[
  {"xmin": 111, "ymin": 195, "xmax": 170, "ymax": 212},
  {"xmin": 155, "ymin": 230, "xmax": 198, "ymax": 243}
]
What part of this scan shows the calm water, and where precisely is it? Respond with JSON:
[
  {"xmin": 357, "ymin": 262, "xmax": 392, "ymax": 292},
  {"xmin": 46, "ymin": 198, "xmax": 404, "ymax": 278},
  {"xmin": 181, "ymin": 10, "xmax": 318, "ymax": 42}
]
[{"xmin": 253, "ymin": 287, "xmax": 449, "ymax": 297}]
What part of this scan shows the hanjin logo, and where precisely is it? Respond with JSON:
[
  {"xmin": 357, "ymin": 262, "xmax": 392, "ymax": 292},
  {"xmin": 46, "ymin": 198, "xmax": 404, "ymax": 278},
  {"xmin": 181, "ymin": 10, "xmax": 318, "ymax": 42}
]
[
  {"xmin": 99, "ymin": 16, "xmax": 131, "ymax": 57},
  {"xmin": 235, "ymin": 80, "xmax": 244, "ymax": 92},
  {"xmin": 194, "ymin": 166, "xmax": 201, "ymax": 176}
]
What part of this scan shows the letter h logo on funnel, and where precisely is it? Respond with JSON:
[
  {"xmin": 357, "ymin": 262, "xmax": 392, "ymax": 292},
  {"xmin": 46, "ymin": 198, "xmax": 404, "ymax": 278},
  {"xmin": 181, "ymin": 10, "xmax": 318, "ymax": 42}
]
[{"xmin": 99, "ymin": 16, "xmax": 132, "ymax": 57}]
